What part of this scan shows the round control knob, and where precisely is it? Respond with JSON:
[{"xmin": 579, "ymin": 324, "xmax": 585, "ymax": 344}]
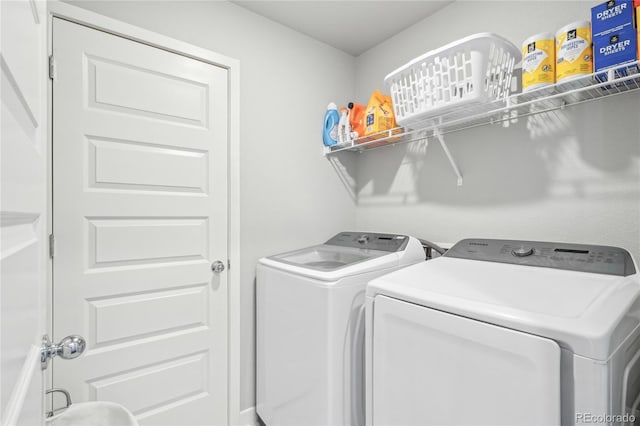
[
  {"xmin": 512, "ymin": 247, "xmax": 534, "ymax": 257},
  {"xmin": 357, "ymin": 235, "xmax": 369, "ymax": 244}
]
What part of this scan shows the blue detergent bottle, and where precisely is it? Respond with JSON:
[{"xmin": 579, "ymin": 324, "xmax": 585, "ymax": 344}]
[{"xmin": 323, "ymin": 103, "xmax": 339, "ymax": 146}]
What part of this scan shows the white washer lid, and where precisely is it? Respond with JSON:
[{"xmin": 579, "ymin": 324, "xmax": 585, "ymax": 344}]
[
  {"xmin": 259, "ymin": 232, "xmax": 425, "ymax": 282},
  {"xmin": 269, "ymin": 244, "xmax": 388, "ymax": 270},
  {"xmin": 367, "ymin": 256, "xmax": 640, "ymax": 360},
  {"xmin": 260, "ymin": 244, "xmax": 404, "ymax": 282}
]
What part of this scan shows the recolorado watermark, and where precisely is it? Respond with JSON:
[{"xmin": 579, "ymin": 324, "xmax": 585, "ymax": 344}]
[{"xmin": 576, "ymin": 413, "xmax": 636, "ymax": 424}]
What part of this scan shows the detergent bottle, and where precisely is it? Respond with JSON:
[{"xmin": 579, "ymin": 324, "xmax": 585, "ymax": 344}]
[
  {"xmin": 323, "ymin": 103, "xmax": 339, "ymax": 146},
  {"xmin": 359, "ymin": 90, "xmax": 400, "ymax": 146},
  {"xmin": 337, "ymin": 107, "xmax": 352, "ymax": 145},
  {"xmin": 348, "ymin": 102, "xmax": 366, "ymax": 138},
  {"xmin": 364, "ymin": 90, "xmax": 396, "ymax": 136}
]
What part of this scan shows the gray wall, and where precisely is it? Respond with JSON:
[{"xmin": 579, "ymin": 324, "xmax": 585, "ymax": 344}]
[
  {"xmin": 354, "ymin": 1, "xmax": 640, "ymax": 260},
  {"xmin": 65, "ymin": 0, "xmax": 357, "ymax": 413}
]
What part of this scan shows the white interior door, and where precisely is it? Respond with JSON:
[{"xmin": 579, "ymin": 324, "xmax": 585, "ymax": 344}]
[
  {"xmin": 52, "ymin": 18, "xmax": 228, "ymax": 425},
  {"xmin": 0, "ymin": 1, "xmax": 47, "ymax": 425}
]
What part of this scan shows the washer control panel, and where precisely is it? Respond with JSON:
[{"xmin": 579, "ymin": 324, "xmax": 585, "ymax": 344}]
[
  {"xmin": 445, "ymin": 239, "xmax": 636, "ymax": 276},
  {"xmin": 326, "ymin": 232, "xmax": 409, "ymax": 252}
]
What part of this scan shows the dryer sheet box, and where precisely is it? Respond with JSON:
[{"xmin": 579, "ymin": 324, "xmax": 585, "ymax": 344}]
[
  {"xmin": 592, "ymin": 0, "xmax": 635, "ymax": 38},
  {"xmin": 594, "ymin": 27, "xmax": 638, "ymax": 72}
]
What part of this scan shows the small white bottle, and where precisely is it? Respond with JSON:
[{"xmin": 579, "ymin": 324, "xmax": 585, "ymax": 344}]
[{"xmin": 337, "ymin": 109, "xmax": 352, "ymax": 145}]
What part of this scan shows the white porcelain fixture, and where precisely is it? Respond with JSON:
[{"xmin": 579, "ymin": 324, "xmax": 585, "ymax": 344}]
[
  {"xmin": 256, "ymin": 232, "xmax": 425, "ymax": 426},
  {"xmin": 46, "ymin": 402, "xmax": 138, "ymax": 426},
  {"xmin": 366, "ymin": 238, "xmax": 640, "ymax": 426}
]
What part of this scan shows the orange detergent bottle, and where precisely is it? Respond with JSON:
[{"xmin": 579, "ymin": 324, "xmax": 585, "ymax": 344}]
[{"xmin": 348, "ymin": 102, "xmax": 366, "ymax": 138}]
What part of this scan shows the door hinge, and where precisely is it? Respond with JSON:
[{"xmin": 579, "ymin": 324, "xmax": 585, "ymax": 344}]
[
  {"xmin": 48, "ymin": 55, "xmax": 56, "ymax": 80},
  {"xmin": 227, "ymin": 259, "xmax": 231, "ymax": 270},
  {"xmin": 49, "ymin": 234, "xmax": 55, "ymax": 258}
]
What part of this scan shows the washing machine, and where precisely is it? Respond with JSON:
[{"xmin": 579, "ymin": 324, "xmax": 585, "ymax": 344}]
[
  {"xmin": 365, "ymin": 238, "xmax": 640, "ymax": 426},
  {"xmin": 256, "ymin": 232, "xmax": 425, "ymax": 426}
]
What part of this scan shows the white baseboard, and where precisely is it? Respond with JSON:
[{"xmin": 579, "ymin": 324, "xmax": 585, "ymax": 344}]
[{"xmin": 239, "ymin": 407, "xmax": 257, "ymax": 426}]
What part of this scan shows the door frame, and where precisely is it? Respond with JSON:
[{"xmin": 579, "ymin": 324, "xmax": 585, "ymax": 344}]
[{"xmin": 45, "ymin": 2, "xmax": 242, "ymax": 424}]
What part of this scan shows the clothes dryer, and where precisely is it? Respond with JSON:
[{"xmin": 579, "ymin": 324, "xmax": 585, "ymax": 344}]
[{"xmin": 366, "ymin": 239, "xmax": 640, "ymax": 426}]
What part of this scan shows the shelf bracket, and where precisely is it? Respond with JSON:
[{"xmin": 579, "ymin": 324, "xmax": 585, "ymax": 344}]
[{"xmin": 434, "ymin": 128, "xmax": 463, "ymax": 186}]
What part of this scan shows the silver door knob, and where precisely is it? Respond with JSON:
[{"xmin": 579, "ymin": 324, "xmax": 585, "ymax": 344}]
[
  {"xmin": 211, "ymin": 260, "xmax": 225, "ymax": 273},
  {"xmin": 41, "ymin": 334, "xmax": 86, "ymax": 370}
]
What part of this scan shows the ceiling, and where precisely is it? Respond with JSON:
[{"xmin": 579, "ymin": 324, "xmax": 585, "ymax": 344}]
[{"xmin": 231, "ymin": 1, "xmax": 453, "ymax": 56}]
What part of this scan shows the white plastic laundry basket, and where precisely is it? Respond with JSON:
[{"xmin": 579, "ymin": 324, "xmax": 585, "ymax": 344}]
[{"xmin": 384, "ymin": 33, "xmax": 521, "ymax": 129}]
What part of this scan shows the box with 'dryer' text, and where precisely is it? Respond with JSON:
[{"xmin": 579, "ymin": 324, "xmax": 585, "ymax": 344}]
[
  {"xmin": 592, "ymin": 0, "xmax": 635, "ymax": 37},
  {"xmin": 636, "ymin": 0, "xmax": 640, "ymax": 61},
  {"xmin": 594, "ymin": 27, "xmax": 638, "ymax": 72}
]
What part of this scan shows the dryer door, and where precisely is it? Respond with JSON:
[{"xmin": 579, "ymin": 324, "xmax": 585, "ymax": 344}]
[{"xmin": 371, "ymin": 295, "xmax": 561, "ymax": 426}]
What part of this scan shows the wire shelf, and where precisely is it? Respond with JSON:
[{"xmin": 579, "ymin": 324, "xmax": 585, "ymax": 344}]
[{"xmin": 324, "ymin": 61, "xmax": 640, "ymax": 156}]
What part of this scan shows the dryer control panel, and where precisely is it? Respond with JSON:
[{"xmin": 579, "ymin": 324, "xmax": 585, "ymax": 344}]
[
  {"xmin": 445, "ymin": 239, "xmax": 636, "ymax": 276},
  {"xmin": 326, "ymin": 232, "xmax": 409, "ymax": 252}
]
